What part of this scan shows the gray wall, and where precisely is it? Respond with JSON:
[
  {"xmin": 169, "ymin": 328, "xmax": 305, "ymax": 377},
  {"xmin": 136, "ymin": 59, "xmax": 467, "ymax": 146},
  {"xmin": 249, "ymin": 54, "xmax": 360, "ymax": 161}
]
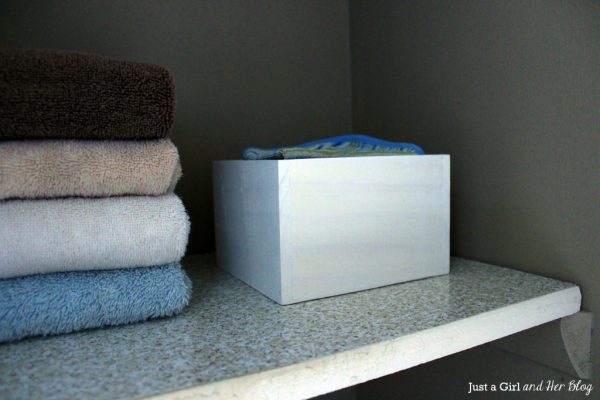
[
  {"xmin": 350, "ymin": 0, "xmax": 599, "ymax": 398},
  {"xmin": 0, "ymin": 0, "xmax": 352, "ymax": 254}
]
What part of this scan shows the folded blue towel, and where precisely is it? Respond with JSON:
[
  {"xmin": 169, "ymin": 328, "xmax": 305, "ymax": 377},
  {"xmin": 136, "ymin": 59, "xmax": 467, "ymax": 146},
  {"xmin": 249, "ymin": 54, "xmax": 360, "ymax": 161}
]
[
  {"xmin": 242, "ymin": 134, "xmax": 425, "ymax": 160},
  {"xmin": 0, "ymin": 264, "xmax": 191, "ymax": 343}
]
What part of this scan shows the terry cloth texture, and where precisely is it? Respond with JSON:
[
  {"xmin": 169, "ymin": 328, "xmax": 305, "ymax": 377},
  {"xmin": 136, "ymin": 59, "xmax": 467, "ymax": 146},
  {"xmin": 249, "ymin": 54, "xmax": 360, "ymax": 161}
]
[
  {"xmin": 0, "ymin": 194, "xmax": 190, "ymax": 279},
  {"xmin": 0, "ymin": 139, "xmax": 182, "ymax": 200},
  {"xmin": 0, "ymin": 49, "xmax": 175, "ymax": 139},
  {"xmin": 0, "ymin": 263, "xmax": 192, "ymax": 342},
  {"xmin": 242, "ymin": 134, "xmax": 425, "ymax": 160}
]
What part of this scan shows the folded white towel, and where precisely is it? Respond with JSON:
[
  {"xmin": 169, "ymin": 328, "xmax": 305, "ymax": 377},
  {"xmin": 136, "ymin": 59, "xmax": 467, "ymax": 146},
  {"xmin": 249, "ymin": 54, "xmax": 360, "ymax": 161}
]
[{"xmin": 0, "ymin": 194, "xmax": 190, "ymax": 278}]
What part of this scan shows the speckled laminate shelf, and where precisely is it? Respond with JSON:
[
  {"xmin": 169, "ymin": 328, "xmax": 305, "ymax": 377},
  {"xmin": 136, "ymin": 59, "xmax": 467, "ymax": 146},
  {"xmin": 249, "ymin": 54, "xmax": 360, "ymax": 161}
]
[{"xmin": 0, "ymin": 255, "xmax": 580, "ymax": 400}]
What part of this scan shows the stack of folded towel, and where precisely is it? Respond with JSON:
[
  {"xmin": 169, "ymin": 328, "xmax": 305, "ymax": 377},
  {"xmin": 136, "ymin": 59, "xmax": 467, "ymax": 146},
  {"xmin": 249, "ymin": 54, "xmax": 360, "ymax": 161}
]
[{"xmin": 0, "ymin": 49, "xmax": 191, "ymax": 342}]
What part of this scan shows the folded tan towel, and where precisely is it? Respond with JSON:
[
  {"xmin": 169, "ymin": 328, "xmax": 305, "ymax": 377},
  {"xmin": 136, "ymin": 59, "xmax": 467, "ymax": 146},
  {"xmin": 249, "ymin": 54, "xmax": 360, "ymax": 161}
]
[{"xmin": 0, "ymin": 139, "xmax": 182, "ymax": 200}]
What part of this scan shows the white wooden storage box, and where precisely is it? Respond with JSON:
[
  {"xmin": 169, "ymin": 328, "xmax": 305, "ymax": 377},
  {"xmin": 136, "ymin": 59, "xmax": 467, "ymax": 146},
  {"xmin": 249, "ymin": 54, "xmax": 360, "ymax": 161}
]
[{"xmin": 213, "ymin": 155, "xmax": 450, "ymax": 305}]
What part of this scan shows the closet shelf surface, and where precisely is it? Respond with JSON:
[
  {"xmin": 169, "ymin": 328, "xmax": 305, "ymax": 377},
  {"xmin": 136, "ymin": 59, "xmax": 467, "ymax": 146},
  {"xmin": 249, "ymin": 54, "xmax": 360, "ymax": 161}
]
[{"xmin": 0, "ymin": 254, "xmax": 580, "ymax": 400}]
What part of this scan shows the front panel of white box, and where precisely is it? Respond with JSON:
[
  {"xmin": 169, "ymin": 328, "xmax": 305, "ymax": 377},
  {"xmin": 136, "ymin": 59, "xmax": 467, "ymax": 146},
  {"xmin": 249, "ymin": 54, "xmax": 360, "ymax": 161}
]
[{"xmin": 284, "ymin": 156, "xmax": 449, "ymax": 303}]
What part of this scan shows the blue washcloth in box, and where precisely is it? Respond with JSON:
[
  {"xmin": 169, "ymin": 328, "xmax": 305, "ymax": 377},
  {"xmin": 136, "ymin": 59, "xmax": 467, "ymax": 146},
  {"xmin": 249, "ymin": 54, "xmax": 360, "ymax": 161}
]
[{"xmin": 242, "ymin": 134, "xmax": 424, "ymax": 160}]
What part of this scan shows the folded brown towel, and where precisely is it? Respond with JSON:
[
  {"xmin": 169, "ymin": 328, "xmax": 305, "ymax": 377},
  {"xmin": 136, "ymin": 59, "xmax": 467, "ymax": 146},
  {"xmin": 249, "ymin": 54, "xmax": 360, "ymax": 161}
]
[
  {"xmin": 0, "ymin": 49, "xmax": 175, "ymax": 140},
  {"xmin": 0, "ymin": 139, "xmax": 181, "ymax": 200}
]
